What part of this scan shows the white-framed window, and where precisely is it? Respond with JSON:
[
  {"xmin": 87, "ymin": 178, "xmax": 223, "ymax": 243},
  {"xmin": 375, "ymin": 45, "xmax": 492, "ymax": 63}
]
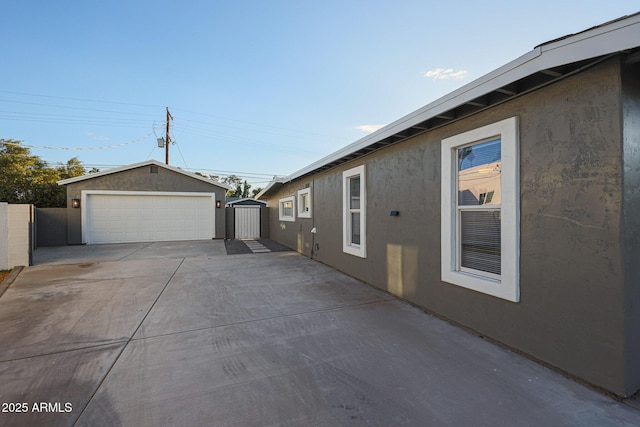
[
  {"xmin": 343, "ymin": 165, "xmax": 366, "ymax": 258},
  {"xmin": 297, "ymin": 187, "xmax": 311, "ymax": 218},
  {"xmin": 278, "ymin": 196, "xmax": 295, "ymax": 222},
  {"xmin": 441, "ymin": 117, "xmax": 519, "ymax": 302}
]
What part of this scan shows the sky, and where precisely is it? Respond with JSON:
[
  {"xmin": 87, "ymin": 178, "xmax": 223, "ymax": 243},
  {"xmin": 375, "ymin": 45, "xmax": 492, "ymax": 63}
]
[{"xmin": 2, "ymin": 1, "xmax": 638, "ymax": 190}]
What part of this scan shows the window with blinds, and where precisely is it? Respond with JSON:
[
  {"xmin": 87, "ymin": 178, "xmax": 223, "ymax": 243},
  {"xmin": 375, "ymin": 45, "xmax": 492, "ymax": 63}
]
[
  {"xmin": 440, "ymin": 117, "xmax": 519, "ymax": 302},
  {"xmin": 457, "ymin": 138, "xmax": 502, "ymax": 277},
  {"xmin": 278, "ymin": 196, "xmax": 295, "ymax": 222}
]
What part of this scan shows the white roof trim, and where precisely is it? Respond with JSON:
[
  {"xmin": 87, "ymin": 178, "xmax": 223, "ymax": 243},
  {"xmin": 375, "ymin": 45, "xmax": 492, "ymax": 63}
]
[
  {"xmin": 57, "ymin": 159, "xmax": 231, "ymax": 190},
  {"xmin": 225, "ymin": 197, "xmax": 267, "ymax": 206},
  {"xmin": 283, "ymin": 13, "xmax": 640, "ymax": 183},
  {"xmin": 255, "ymin": 179, "xmax": 284, "ymax": 200}
]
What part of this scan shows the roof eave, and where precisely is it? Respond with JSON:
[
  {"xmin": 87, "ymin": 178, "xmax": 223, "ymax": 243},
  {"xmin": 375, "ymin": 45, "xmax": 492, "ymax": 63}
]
[
  {"xmin": 255, "ymin": 180, "xmax": 285, "ymax": 200},
  {"xmin": 57, "ymin": 159, "xmax": 231, "ymax": 190},
  {"xmin": 284, "ymin": 13, "xmax": 640, "ymax": 182}
]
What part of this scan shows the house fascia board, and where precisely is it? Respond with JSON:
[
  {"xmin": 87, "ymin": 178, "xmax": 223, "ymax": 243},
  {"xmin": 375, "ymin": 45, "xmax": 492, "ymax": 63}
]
[
  {"xmin": 284, "ymin": 13, "xmax": 640, "ymax": 183},
  {"xmin": 255, "ymin": 180, "xmax": 285, "ymax": 200},
  {"xmin": 57, "ymin": 159, "xmax": 231, "ymax": 190}
]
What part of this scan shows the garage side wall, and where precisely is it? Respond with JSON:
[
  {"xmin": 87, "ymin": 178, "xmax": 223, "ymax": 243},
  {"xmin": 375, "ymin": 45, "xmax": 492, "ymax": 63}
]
[
  {"xmin": 265, "ymin": 59, "xmax": 631, "ymax": 395},
  {"xmin": 64, "ymin": 166, "xmax": 227, "ymax": 244}
]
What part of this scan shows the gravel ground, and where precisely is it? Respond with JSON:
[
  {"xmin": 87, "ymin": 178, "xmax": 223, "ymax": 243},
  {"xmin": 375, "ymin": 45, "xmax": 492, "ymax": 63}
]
[
  {"xmin": 224, "ymin": 239, "xmax": 293, "ymax": 255},
  {"xmin": 258, "ymin": 239, "xmax": 293, "ymax": 252},
  {"xmin": 224, "ymin": 239, "xmax": 252, "ymax": 255}
]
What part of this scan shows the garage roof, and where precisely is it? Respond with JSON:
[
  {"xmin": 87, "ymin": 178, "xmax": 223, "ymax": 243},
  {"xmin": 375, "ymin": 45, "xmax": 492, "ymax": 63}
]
[
  {"xmin": 57, "ymin": 159, "xmax": 231, "ymax": 190},
  {"xmin": 257, "ymin": 12, "xmax": 640, "ymax": 199}
]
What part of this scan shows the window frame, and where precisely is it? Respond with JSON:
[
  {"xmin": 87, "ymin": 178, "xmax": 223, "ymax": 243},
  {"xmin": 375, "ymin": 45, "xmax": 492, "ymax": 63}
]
[
  {"xmin": 278, "ymin": 196, "xmax": 295, "ymax": 222},
  {"xmin": 297, "ymin": 187, "xmax": 312, "ymax": 218},
  {"xmin": 441, "ymin": 117, "xmax": 519, "ymax": 302},
  {"xmin": 342, "ymin": 164, "xmax": 366, "ymax": 258}
]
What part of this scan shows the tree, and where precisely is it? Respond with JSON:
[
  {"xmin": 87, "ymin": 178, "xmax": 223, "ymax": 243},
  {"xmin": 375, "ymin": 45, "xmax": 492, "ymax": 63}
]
[
  {"xmin": 224, "ymin": 179, "xmax": 253, "ymax": 198},
  {"xmin": 223, "ymin": 175, "xmax": 244, "ymax": 198},
  {"xmin": 57, "ymin": 157, "xmax": 85, "ymax": 179},
  {"xmin": 0, "ymin": 139, "xmax": 89, "ymax": 207},
  {"xmin": 251, "ymin": 187, "xmax": 263, "ymax": 198},
  {"xmin": 241, "ymin": 180, "xmax": 251, "ymax": 198}
]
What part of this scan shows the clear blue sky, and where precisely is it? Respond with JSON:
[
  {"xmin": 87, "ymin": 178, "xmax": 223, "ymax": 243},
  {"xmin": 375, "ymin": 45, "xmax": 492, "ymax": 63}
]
[{"xmin": 2, "ymin": 1, "xmax": 638, "ymax": 189}]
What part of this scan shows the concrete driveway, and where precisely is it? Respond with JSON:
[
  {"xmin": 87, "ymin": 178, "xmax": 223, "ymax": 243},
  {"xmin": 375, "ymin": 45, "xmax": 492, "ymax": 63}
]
[{"xmin": 0, "ymin": 241, "xmax": 639, "ymax": 426}]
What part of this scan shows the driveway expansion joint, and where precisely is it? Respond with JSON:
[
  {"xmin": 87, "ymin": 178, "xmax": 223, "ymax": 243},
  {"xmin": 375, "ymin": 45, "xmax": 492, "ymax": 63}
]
[
  {"xmin": 132, "ymin": 297, "xmax": 397, "ymax": 342},
  {"xmin": 74, "ymin": 257, "xmax": 186, "ymax": 422}
]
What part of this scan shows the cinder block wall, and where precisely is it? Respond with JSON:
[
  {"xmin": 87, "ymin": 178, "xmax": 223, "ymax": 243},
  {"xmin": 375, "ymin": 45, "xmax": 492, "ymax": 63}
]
[{"xmin": 0, "ymin": 203, "xmax": 33, "ymax": 269}]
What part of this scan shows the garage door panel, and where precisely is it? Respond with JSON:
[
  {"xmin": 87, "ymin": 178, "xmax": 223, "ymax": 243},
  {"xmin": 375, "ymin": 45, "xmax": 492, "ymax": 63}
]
[{"xmin": 85, "ymin": 193, "xmax": 214, "ymax": 244}]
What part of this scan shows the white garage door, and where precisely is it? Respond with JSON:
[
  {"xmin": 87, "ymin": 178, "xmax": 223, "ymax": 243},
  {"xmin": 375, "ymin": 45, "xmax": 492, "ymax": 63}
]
[{"xmin": 83, "ymin": 191, "xmax": 215, "ymax": 244}]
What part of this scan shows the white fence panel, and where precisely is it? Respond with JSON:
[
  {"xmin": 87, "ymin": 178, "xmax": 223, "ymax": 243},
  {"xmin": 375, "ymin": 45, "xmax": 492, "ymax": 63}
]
[{"xmin": 234, "ymin": 207, "xmax": 260, "ymax": 239}]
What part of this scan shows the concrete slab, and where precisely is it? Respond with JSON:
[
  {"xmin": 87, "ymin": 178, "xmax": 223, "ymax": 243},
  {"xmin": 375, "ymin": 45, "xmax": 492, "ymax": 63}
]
[
  {"xmin": 0, "ymin": 259, "xmax": 180, "ymax": 360},
  {"xmin": 33, "ymin": 242, "xmax": 149, "ymax": 265},
  {"xmin": 14, "ymin": 257, "xmax": 182, "ymax": 286},
  {"xmin": 33, "ymin": 240, "xmax": 227, "ymax": 266},
  {"xmin": 135, "ymin": 253, "xmax": 393, "ymax": 339},
  {"xmin": 119, "ymin": 240, "xmax": 227, "ymax": 261},
  {"xmin": 79, "ymin": 300, "xmax": 640, "ymax": 426},
  {"xmin": 3, "ymin": 247, "xmax": 640, "ymax": 426},
  {"xmin": 0, "ymin": 343, "xmax": 124, "ymax": 427}
]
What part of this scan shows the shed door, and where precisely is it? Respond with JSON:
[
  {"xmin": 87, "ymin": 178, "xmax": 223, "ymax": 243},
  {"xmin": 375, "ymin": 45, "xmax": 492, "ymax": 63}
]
[
  {"xmin": 84, "ymin": 192, "xmax": 214, "ymax": 244},
  {"xmin": 234, "ymin": 207, "xmax": 260, "ymax": 239}
]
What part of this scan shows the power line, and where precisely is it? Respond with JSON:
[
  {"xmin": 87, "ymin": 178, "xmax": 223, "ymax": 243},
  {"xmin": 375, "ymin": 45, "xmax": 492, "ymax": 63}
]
[
  {"xmin": 0, "ymin": 90, "xmax": 350, "ymax": 144},
  {"xmin": 4, "ymin": 129, "xmax": 159, "ymax": 151},
  {"xmin": 170, "ymin": 106, "xmax": 347, "ymax": 142},
  {"xmin": 0, "ymin": 90, "xmax": 164, "ymax": 109},
  {"xmin": 0, "ymin": 98, "xmax": 161, "ymax": 118},
  {"xmin": 40, "ymin": 161, "xmax": 284, "ymax": 180}
]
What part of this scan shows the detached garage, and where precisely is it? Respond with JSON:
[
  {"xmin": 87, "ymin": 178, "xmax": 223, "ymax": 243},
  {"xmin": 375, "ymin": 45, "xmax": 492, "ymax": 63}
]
[{"xmin": 58, "ymin": 160, "xmax": 229, "ymax": 245}]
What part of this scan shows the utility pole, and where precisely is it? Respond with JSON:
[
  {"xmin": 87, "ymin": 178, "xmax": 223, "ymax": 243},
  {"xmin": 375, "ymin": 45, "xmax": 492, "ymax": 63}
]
[{"xmin": 165, "ymin": 107, "xmax": 173, "ymax": 165}]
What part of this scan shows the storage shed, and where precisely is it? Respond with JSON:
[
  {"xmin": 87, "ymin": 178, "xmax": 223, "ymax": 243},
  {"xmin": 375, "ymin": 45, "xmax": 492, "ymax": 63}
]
[
  {"xmin": 58, "ymin": 160, "xmax": 229, "ymax": 244},
  {"xmin": 225, "ymin": 198, "xmax": 268, "ymax": 240}
]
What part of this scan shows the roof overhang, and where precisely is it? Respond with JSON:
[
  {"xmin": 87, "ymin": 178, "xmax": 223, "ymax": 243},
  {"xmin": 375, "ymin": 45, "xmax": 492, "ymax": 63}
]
[
  {"xmin": 258, "ymin": 12, "xmax": 640, "ymax": 199},
  {"xmin": 57, "ymin": 159, "xmax": 232, "ymax": 190},
  {"xmin": 225, "ymin": 197, "xmax": 267, "ymax": 207}
]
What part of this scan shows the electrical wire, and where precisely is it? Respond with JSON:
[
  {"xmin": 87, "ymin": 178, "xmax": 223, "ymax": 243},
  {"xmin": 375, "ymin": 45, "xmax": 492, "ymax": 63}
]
[
  {"xmin": 0, "ymin": 90, "xmax": 165, "ymax": 109},
  {"xmin": 3, "ymin": 128, "xmax": 160, "ymax": 151},
  {"xmin": 173, "ymin": 138, "xmax": 189, "ymax": 169}
]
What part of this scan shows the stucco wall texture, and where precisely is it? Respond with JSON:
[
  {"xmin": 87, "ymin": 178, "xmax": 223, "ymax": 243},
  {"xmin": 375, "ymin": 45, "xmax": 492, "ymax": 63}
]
[
  {"xmin": 64, "ymin": 165, "xmax": 227, "ymax": 244},
  {"xmin": 265, "ymin": 57, "xmax": 639, "ymax": 396}
]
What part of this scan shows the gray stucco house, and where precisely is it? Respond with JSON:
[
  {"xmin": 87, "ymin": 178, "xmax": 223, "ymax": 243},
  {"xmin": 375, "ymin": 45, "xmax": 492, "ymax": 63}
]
[
  {"xmin": 257, "ymin": 14, "xmax": 640, "ymax": 397},
  {"xmin": 57, "ymin": 159, "xmax": 229, "ymax": 244}
]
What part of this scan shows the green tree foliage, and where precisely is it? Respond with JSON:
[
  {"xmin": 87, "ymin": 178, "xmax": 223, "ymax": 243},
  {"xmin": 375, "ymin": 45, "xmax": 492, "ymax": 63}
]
[
  {"xmin": 225, "ymin": 179, "xmax": 253, "ymax": 198},
  {"xmin": 0, "ymin": 139, "xmax": 90, "ymax": 207},
  {"xmin": 223, "ymin": 175, "xmax": 244, "ymax": 198}
]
